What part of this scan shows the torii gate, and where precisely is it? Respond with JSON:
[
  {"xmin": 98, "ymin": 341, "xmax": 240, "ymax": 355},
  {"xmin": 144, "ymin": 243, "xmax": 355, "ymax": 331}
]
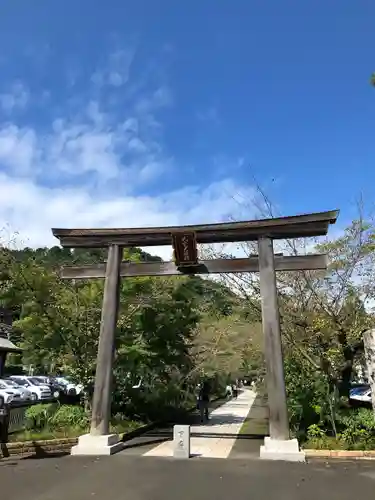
[{"xmin": 52, "ymin": 209, "xmax": 338, "ymax": 461}]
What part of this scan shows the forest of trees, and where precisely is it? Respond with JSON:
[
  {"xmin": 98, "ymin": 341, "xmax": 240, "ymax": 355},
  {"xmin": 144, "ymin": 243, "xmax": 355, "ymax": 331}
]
[{"xmin": 0, "ymin": 242, "xmax": 257, "ymax": 421}]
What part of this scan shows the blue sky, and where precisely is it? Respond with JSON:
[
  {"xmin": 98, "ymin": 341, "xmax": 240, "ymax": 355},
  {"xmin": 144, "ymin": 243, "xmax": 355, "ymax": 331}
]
[{"xmin": 0, "ymin": 1, "xmax": 374, "ymax": 256}]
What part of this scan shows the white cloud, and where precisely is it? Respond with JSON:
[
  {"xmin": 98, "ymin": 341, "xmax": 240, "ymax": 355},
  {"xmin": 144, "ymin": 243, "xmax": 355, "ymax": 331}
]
[
  {"xmin": 0, "ymin": 47, "xmax": 260, "ymax": 262},
  {"xmin": 0, "ymin": 172, "xmax": 257, "ymax": 261},
  {"xmin": 0, "ymin": 82, "xmax": 29, "ymax": 113},
  {"xmin": 0, "ymin": 125, "xmax": 38, "ymax": 174},
  {"xmin": 91, "ymin": 48, "xmax": 135, "ymax": 88},
  {"xmin": 135, "ymin": 86, "xmax": 172, "ymax": 113},
  {"xmin": 0, "ymin": 92, "xmax": 170, "ymax": 183}
]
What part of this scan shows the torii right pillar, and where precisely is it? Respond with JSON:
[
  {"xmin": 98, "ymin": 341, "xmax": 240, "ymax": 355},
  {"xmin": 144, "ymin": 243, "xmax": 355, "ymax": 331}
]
[{"xmin": 258, "ymin": 237, "xmax": 305, "ymax": 462}]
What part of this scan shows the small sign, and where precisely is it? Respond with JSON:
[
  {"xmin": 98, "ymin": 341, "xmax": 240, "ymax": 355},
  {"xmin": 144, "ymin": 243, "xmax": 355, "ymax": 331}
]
[
  {"xmin": 173, "ymin": 424, "xmax": 190, "ymax": 459},
  {"xmin": 172, "ymin": 232, "xmax": 198, "ymax": 267}
]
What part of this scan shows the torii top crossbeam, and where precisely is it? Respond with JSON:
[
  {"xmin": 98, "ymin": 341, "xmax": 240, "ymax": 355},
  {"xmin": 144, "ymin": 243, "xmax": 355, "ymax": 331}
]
[{"xmin": 52, "ymin": 209, "xmax": 339, "ymax": 248}]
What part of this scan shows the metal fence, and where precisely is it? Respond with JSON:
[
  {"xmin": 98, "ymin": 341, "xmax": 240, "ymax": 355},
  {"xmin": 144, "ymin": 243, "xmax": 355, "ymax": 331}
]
[
  {"xmin": 8, "ymin": 403, "xmax": 31, "ymax": 433},
  {"xmin": 0, "ymin": 401, "xmax": 39, "ymax": 442}
]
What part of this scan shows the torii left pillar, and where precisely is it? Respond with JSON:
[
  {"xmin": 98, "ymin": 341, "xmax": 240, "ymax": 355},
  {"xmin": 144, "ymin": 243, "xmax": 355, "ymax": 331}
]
[{"xmin": 71, "ymin": 244, "xmax": 124, "ymax": 455}]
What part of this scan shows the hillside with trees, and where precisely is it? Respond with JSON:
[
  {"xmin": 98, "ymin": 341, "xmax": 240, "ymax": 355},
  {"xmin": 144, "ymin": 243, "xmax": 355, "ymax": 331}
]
[{"xmin": 0, "ymin": 243, "xmax": 256, "ymax": 419}]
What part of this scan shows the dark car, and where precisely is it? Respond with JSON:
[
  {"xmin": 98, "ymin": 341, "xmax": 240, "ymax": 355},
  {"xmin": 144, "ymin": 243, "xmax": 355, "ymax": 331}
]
[{"xmin": 32, "ymin": 376, "xmax": 66, "ymax": 400}]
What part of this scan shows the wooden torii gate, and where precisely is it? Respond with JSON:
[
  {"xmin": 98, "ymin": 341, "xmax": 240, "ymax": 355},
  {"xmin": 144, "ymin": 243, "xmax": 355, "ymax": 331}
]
[{"xmin": 52, "ymin": 209, "xmax": 338, "ymax": 460}]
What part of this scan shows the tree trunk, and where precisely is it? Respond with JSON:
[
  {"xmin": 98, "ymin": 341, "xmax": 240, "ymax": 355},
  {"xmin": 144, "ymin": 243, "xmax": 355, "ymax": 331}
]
[
  {"xmin": 363, "ymin": 329, "xmax": 375, "ymax": 415},
  {"xmin": 339, "ymin": 361, "xmax": 354, "ymax": 399},
  {"xmin": 337, "ymin": 331, "xmax": 355, "ymax": 399}
]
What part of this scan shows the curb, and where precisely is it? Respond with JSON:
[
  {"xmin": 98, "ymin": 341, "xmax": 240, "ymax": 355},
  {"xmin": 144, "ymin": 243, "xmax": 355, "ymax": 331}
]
[
  {"xmin": 0, "ymin": 437, "xmax": 79, "ymax": 460},
  {"xmin": 305, "ymin": 449, "xmax": 375, "ymax": 460},
  {"xmin": 0, "ymin": 427, "xmax": 147, "ymax": 460}
]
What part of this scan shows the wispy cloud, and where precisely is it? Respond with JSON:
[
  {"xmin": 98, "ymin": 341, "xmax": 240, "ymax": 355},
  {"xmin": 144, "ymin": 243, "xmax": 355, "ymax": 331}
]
[
  {"xmin": 0, "ymin": 82, "xmax": 29, "ymax": 113},
  {"xmin": 197, "ymin": 106, "xmax": 220, "ymax": 125},
  {"xmin": 91, "ymin": 48, "xmax": 136, "ymax": 88},
  {"xmin": 0, "ymin": 125, "xmax": 37, "ymax": 174},
  {"xmin": 0, "ymin": 70, "xmax": 172, "ymax": 186},
  {"xmin": 0, "ymin": 45, "xmax": 256, "ymax": 261}
]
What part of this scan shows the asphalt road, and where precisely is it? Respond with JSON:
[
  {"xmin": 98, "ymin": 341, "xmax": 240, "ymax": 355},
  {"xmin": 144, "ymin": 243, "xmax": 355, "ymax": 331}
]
[{"xmin": 1, "ymin": 454, "xmax": 375, "ymax": 500}]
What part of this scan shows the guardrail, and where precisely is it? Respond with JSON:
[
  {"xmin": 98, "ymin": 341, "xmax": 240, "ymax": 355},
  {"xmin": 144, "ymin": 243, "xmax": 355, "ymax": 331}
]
[
  {"xmin": 8, "ymin": 402, "xmax": 33, "ymax": 434},
  {"xmin": 0, "ymin": 400, "xmax": 42, "ymax": 442}
]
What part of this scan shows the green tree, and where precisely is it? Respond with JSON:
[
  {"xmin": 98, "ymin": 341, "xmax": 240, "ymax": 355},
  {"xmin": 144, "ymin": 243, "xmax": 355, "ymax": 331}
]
[{"xmin": 1, "ymin": 245, "xmax": 205, "ymax": 417}]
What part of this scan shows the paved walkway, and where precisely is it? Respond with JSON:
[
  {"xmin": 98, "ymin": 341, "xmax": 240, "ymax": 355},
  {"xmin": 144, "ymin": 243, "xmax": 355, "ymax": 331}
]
[{"xmin": 144, "ymin": 388, "xmax": 257, "ymax": 458}]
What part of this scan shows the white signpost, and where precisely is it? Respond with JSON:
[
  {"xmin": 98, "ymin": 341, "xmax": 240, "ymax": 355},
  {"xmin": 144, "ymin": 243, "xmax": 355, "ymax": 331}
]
[{"xmin": 173, "ymin": 425, "xmax": 191, "ymax": 459}]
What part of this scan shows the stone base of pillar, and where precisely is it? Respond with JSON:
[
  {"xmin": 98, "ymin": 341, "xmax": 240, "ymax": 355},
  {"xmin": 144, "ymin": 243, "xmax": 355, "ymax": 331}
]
[
  {"xmin": 260, "ymin": 437, "xmax": 306, "ymax": 462},
  {"xmin": 71, "ymin": 433, "xmax": 124, "ymax": 456}
]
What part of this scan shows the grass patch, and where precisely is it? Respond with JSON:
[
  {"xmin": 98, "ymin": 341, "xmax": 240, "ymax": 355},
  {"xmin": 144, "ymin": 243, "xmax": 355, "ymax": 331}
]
[
  {"xmin": 240, "ymin": 417, "xmax": 269, "ymax": 435},
  {"xmin": 303, "ymin": 437, "xmax": 351, "ymax": 450},
  {"xmin": 9, "ymin": 420, "xmax": 143, "ymax": 443},
  {"xmin": 303, "ymin": 436, "xmax": 375, "ymax": 451},
  {"xmin": 8, "ymin": 427, "xmax": 85, "ymax": 442},
  {"xmin": 239, "ymin": 394, "xmax": 269, "ymax": 436}
]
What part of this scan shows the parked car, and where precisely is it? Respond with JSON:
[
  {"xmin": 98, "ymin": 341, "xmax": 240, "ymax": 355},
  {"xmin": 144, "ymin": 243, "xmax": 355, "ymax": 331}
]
[
  {"xmin": 9, "ymin": 376, "xmax": 52, "ymax": 401},
  {"xmin": 0, "ymin": 378, "xmax": 32, "ymax": 401},
  {"xmin": 0, "ymin": 380, "xmax": 23, "ymax": 404},
  {"xmin": 32, "ymin": 376, "xmax": 66, "ymax": 399},
  {"xmin": 55, "ymin": 377, "xmax": 83, "ymax": 397},
  {"xmin": 0, "ymin": 386, "xmax": 16, "ymax": 404},
  {"xmin": 349, "ymin": 385, "xmax": 372, "ymax": 405}
]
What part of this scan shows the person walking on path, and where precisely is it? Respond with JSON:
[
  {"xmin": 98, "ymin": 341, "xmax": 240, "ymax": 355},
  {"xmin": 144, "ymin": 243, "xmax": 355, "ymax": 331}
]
[
  {"xmin": 232, "ymin": 383, "xmax": 238, "ymax": 399},
  {"xmin": 225, "ymin": 384, "xmax": 233, "ymax": 399},
  {"xmin": 197, "ymin": 380, "xmax": 210, "ymax": 423}
]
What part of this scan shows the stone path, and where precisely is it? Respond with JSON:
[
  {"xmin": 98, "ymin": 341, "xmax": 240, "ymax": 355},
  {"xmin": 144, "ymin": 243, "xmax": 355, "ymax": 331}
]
[{"xmin": 144, "ymin": 388, "xmax": 257, "ymax": 459}]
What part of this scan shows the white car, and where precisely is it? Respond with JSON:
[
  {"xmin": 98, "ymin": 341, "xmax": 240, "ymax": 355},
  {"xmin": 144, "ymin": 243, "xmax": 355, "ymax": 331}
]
[
  {"xmin": 55, "ymin": 377, "xmax": 83, "ymax": 396},
  {"xmin": 0, "ymin": 379, "xmax": 31, "ymax": 401},
  {"xmin": 0, "ymin": 387, "xmax": 17, "ymax": 404},
  {"xmin": 9, "ymin": 376, "xmax": 52, "ymax": 401}
]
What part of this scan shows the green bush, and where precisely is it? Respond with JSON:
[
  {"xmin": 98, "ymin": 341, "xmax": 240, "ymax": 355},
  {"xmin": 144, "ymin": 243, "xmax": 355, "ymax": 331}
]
[
  {"xmin": 25, "ymin": 403, "xmax": 58, "ymax": 430},
  {"xmin": 305, "ymin": 425, "xmax": 331, "ymax": 449},
  {"xmin": 337, "ymin": 408, "xmax": 375, "ymax": 432},
  {"xmin": 49, "ymin": 405, "xmax": 89, "ymax": 430},
  {"xmin": 307, "ymin": 424, "xmax": 326, "ymax": 439},
  {"xmin": 336, "ymin": 408, "xmax": 375, "ymax": 450},
  {"xmin": 305, "ymin": 409, "xmax": 375, "ymax": 450},
  {"xmin": 284, "ymin": 357, "xmax": 328, "ymax": 438}
]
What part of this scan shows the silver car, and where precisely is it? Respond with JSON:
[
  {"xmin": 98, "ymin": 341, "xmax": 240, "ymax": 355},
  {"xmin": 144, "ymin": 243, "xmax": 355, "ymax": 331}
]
[
  {"xmin": 1, "ymin": 379, "xmax": 32, "ymax": 401},
  {"xmin": 0, "ymin": 380, "xmax": 23, "ymax": 403}
]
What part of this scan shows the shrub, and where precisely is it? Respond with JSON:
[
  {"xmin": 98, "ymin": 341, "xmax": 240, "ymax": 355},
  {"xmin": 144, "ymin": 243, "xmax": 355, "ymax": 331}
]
[
  {"xmin": 339, "ymin": 408, "xmax": 375, "ymax": 430},
  {"xmin": 305, "ymin": 409, "xmax": 375, "ymax": 450},
  {"xmin": 305, "ymin": 424, "xmax": 330, "ymax": 449},
  {"xmin": 284, "ymin": 357, "xmax": 327, "ymax": 438},
  {"xmin": 25, "ymin": 403, "xmax": 58, "ymax": 430},
  {"xmin": 49, "ymin": 405, "xmax": 89, "ymax": 430},
  {"xmin": 336, "ymin": 408, "xmax": 375, "ymax": 450},
  {"xmin": 307, "ymin": 424, "xmax": 326, "ymax": 440}
]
